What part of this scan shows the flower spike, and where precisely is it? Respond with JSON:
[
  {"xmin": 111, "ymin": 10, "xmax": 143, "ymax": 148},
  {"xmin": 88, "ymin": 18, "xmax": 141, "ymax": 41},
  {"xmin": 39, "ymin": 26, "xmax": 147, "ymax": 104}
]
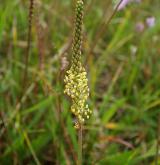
[{"xmin": 64, "ymin": 0, "xmax": 91, "ymax": 124}]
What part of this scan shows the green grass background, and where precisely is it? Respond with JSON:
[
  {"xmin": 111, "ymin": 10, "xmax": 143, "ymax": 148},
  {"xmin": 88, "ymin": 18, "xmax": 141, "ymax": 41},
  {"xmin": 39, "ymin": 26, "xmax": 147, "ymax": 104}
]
[{"xmin": 0, "ymin": 0, "xmax": 160, "ymax": 164}]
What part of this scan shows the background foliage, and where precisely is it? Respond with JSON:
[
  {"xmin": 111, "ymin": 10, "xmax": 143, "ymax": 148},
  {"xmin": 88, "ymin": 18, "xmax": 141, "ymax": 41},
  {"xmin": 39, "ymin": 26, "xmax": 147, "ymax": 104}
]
[{"xmin": 0, "ymin": 0, "xmax": 160, "ymax": 164}]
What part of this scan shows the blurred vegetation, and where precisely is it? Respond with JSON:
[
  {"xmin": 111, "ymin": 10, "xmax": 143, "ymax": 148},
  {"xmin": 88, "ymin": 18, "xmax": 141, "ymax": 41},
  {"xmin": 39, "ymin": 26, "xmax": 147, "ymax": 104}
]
[{"xmin": 0, "ymin": 0, "xmax": 160, "ymax": 164}]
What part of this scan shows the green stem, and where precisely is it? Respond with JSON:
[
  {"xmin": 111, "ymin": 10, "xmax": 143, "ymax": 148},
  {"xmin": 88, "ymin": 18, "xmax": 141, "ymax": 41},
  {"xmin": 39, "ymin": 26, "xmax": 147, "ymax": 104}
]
[
  {"xmin": 155, "ymin": 114, "xmax": 160, "ymax": 165},
  {"xmin": 78, "ymin": 124, "xmax": 83, "ymax": 165}
]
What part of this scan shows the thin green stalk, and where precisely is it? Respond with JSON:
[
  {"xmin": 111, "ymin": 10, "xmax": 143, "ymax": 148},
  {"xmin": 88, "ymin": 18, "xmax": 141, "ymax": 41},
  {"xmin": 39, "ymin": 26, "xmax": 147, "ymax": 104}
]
[
  {"xmin": 155, "ymin": 114, "xmax": 160, "ymax": 165},
  {"xmin": 23, "ymin": 130, "xmax": 41, "ymax": 165},
  {"xmin": 78, "ymin": 124, "xmax": 83, "ymax": 165}
]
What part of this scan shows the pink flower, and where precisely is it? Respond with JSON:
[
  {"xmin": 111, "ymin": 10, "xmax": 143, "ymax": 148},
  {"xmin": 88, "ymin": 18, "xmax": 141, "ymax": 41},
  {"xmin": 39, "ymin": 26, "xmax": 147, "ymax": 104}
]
[
  {"xmin": 118, "ymin": 0, "xmax": 141, "ymax": 10},
  {"xmin": 136, "ymin": 22, "xmax": 145, "ymax": 32},
  {"xmin": 146, "ymin": 17, "xmax": 155, "ymax": 27},
  {"xmin": 118, "ymin": 0, "xmax": 130, "ymax": 10}
]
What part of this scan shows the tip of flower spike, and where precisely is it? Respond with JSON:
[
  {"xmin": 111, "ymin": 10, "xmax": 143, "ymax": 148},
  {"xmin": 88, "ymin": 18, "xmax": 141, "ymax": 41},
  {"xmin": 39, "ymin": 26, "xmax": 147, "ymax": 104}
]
[
  {"xmin": 76, "ymin": 1, "xmax": 84, "ymax": 11},
  {"xmin": 77, "ymin": 0, "xmax": 83, "ymax": 5}
]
